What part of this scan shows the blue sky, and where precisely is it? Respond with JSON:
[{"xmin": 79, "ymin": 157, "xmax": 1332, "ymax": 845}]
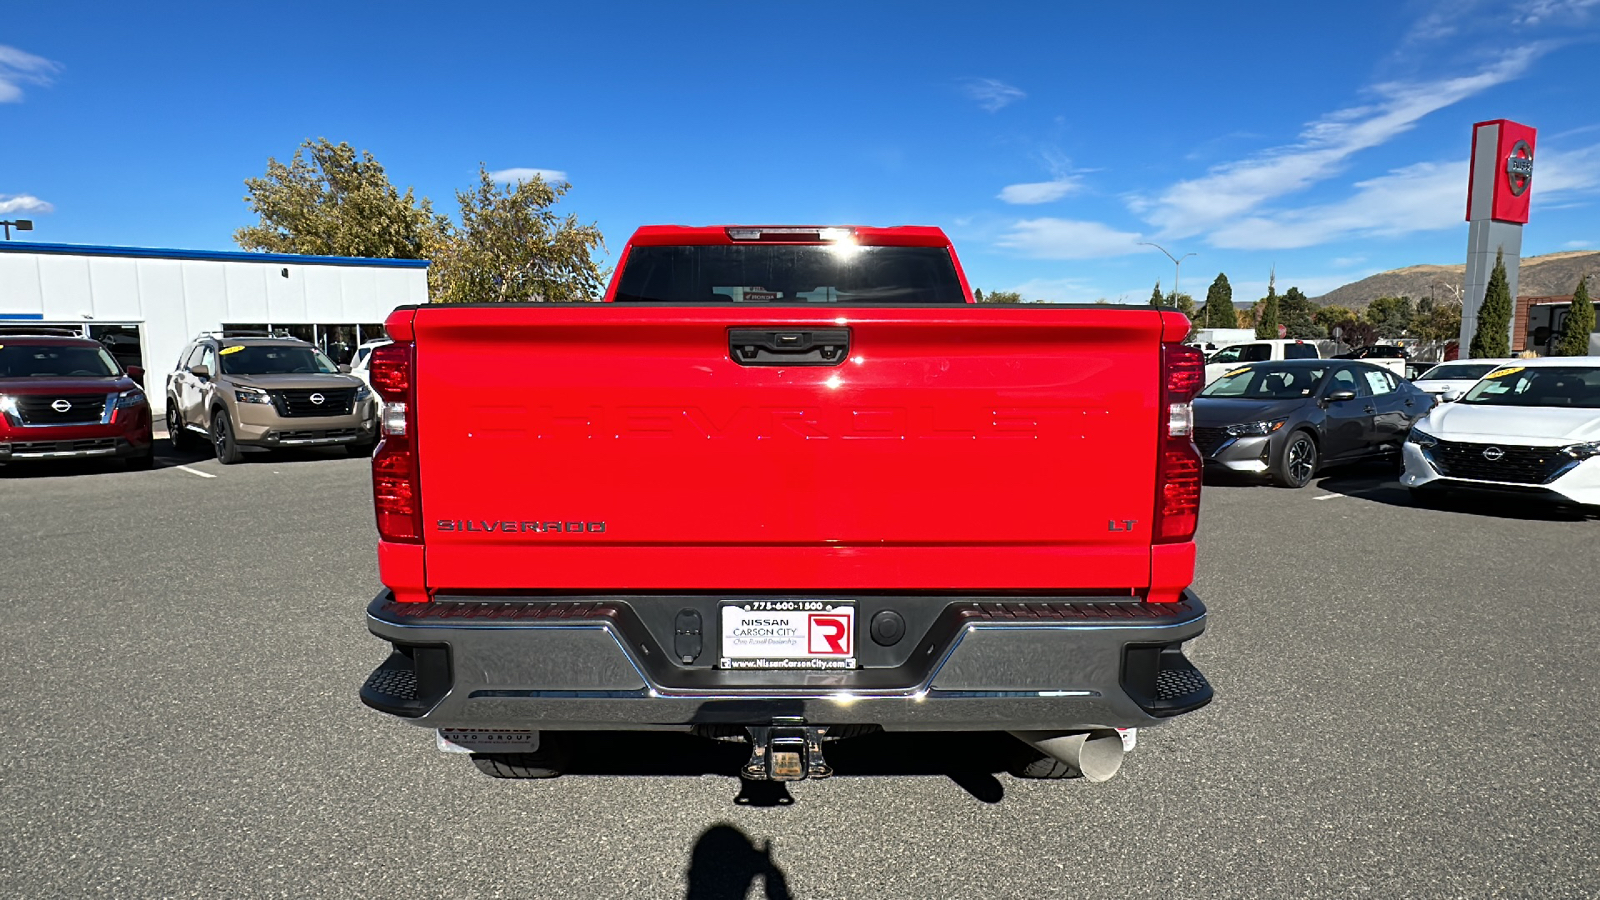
[{"xmin": 3, "ymin": 1, "xmax": 1598, "ymax": 303}]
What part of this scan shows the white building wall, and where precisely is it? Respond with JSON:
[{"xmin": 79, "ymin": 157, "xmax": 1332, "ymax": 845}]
[{"xmin": 0, "ymin": 245, "xmax": 429, "ymax": 416}]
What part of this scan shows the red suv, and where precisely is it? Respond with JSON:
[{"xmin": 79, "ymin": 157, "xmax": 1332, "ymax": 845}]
[{"xmin": 0, "ymin": 331, "xmax": 155, "ymax": 468}]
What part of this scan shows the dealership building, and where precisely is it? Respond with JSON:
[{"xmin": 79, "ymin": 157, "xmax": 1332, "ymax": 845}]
[{"xmin": 0, "ymin": 241, "xmax": 429, "ymax": 415}]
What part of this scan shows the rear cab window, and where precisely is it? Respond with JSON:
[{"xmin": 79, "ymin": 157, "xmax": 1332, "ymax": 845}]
[
  {"xmin": 614, "ymin": 245, "xmax": 967, "ymax": 304},
  {"xmin": 1284, "ymin": 343, "xmax": 1319, "ymax": 359}
]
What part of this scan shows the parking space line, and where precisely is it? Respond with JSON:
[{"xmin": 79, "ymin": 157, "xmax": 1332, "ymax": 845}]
[
  {"xmin": 175, "ymin": 465, "xmax": 217, "ymax": 479},
  {"xmin": 1312, "ymin": 493, "xmax": 1348, "ymax": 500}
]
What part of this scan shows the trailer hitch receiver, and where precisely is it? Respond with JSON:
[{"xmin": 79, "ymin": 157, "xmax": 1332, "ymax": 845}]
[{"xmin": 743, "ymin": 719, "xmax": 832, "ymax": 781}]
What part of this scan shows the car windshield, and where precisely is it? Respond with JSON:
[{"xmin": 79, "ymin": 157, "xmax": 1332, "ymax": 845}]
[
  {"xmin": 218, "ymin": 344, "xmax": 339, "ymax": 375},
  {"xmin": 1457, "ymin": 365, "xmax": 1600, "ymax": 408},
  {"xmin": 1419, "ymin": 363, "xmax": 1498, "ymax": 381},
  {"xmin": 1200, "ymin": 365, "xmax": 1328, "ymax": 399},
  {"xmin": 0, "ymin": 343, "xmax": 120, "ymax": 378},
  {"xmin": 614, "ymin": 245, "xmax": 967, "ymax": 304}
]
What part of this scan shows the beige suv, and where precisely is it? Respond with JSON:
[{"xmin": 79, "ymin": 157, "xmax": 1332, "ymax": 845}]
[{"xmin": 165, "ymin": 332, "xmax": 378, "ymax": 464}]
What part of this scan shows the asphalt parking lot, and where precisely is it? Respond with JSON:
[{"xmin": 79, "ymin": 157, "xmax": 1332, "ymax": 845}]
[{"xmin": 3, "ymin": 445, "xmax": 1597, "ymax": 899}]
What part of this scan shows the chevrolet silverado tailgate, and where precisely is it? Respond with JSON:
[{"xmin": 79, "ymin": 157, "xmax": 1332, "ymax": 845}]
[{"xmin": 409, "ymin": 305, "xmax": 1165, "ymax": 592}]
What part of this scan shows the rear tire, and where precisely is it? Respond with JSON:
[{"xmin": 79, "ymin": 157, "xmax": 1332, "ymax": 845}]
[
  {"xmin": 211, "ymin": 409, "xmax": 243, "ymax": 465},
  {"xmin": 167, "ymin": 403, "xmax": 198, "ymax": 452},
  {"xmin": 470, "ymin": 736, "xmax": 569, "ymax": 779},
  {"xmin": 1271, "ymin": 430, "xmax": 1319, "ymax": 488}
]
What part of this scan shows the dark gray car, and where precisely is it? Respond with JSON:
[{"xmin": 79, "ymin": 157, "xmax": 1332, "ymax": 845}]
[{"xmin": 1193, "ymin": 360, "xmax": 1434, "ymax": 487}]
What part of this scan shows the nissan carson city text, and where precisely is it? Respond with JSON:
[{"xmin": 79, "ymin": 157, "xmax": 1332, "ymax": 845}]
[{"xmin": 358, "ymin": 224, "xmax": 1214, "ymax": 784}]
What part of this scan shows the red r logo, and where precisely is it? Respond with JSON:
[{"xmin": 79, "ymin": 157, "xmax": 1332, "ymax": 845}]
[{"xmin": 807, "ymin": 614, "xmax": 851, "ymax": 655}]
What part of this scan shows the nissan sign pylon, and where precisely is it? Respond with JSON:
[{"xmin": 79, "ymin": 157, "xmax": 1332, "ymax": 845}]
[{"xmin": 1462, "ymin": 119, "xmax": 1536, "ymax": 351}]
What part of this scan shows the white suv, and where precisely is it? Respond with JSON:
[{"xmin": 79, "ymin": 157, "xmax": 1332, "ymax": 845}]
[{"xmin": 1402, "ymin": 358, "xmax": 1600, "ymax": 508}]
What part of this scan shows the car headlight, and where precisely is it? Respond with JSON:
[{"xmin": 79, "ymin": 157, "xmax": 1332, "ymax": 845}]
[
  {"xmin": 1561, "ymin": 440, "xmax": 1600, "ymax": 460},
  {"xmin": 355, "ymin": 383, "xmax": 372, "ymax": 402},
  {"xmin": 1407, "ymin": 428, "xmax": 1439, "ymax": 448},
  {"xmin": 1225, "ymin": 419, "xmax": 1286, "ymax": 437},
  {"xmin": 115, "ymin": 388, "xmax": 147, "ymax": 409},
  {"xmin": 234, "ymin": 387, "xmax": 273, "ymax": 405},
  {"xmin": 0, "ymin": 394, "xmax": 15, "ymax": 417}
]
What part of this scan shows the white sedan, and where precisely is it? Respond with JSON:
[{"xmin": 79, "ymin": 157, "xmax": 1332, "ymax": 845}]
[
  {"xmin": 1402, "ymin": 357, "xmax": 1600, "ymax": 508},
  {"xmin": 1410, "ymin": 359, "xmax": 1518, "ymax": 402}
]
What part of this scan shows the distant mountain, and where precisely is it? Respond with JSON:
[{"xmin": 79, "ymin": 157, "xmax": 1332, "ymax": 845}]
[{"xmin": 1313, "ymin": 251, "xmax": 1600, "ymax": 310}]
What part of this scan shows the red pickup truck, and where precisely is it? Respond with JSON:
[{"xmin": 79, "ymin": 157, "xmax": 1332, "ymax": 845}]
[{"xmin": 360, "ymin": 225, "xmax": 1211, "ymax": 783}]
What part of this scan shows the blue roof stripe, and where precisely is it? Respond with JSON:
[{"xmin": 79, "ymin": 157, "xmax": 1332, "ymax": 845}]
[{"xmin": 0, "ymin": 241, "xmax": 431, "ymax": 268}]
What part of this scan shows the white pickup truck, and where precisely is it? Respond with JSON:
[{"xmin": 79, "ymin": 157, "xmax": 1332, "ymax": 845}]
[{"xmin": 1203, "ymin": 339, "xmax": 1323, "ymax": 384}]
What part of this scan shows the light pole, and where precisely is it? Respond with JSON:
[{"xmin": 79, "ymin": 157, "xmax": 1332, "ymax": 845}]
[
  {"xmin": 0, "ymin": 219, "xmax": 34, "ymax": 240},
  {"xmin": 1138, "ymin": 242, "xmax": 1195, "ymax": 301}
]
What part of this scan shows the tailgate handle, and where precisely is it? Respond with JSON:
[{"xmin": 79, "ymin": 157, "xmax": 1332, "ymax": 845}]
[{"xmin": 729, "ymin": 328, "xmax": 850, "ymax": 366}]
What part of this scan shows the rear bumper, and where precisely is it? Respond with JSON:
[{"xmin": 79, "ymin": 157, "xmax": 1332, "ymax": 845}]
[{"xmin": 360, "ymin": 591, "xmax": 1212, "ymax": 732}]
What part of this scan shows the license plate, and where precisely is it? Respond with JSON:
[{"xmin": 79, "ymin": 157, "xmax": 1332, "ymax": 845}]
[{"xmin": 719, "ymin": 601, "xmax": 856, "ymax": 670}]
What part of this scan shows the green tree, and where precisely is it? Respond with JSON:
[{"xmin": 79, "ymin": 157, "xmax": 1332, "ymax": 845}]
[
  {"xmin": 1469, "ymin": 249, "xmax": 1513, "ymax": 358},
  {"xmin": 1313, "ymin": 304, "xmax": 1358, "ymax": 333},
  {"xmin": 972, "ymin": 288, "xmax": 984, "ymax": 302},
  {"xmin": 1411, "ymin": 296, "xmax": 1463, "ymax": 343},
  {"xmin": 1367, "ymin": 295, "xmax": 1415, "ymax": 339},
  {"xmin": 1557, "ymin": 276, "xmax": 1595, "ymax": 356},
  {"xmin": 1165, "ymin": 291, "xmax": 1196, "ymax": 318},
  {"xmin": 235, "ymin": 138, "xmax": 441, "ymax": 259},
  {"xmin": 1202, "ymin": 274, "xmax": 1235, "ymax": 327},
  {"xmin": 980, "ymin": 290, "xmax": 1024, "ymax": 303},
  {"xmin": 1279, "ymin": 286, "xmax": 1323, "ymax": 339},
  {"xmin": 1150, "ymin": 281, "xmax": 1164, "ymax": 306},
  {"xmin": 428, "ymin": 167, "xmax": 605, "ymax": 303},
  {"xmin": 1255, "ymin": 275, "xmax": 1280, "ymax": 339}
]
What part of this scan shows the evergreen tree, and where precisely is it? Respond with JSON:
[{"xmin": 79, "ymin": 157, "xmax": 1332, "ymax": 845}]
[
  {"xmin": 1150, "ymin": 281, "xmax": 1164, "ymax": 306},
  {"xmin": 1279, "ymin": 286, "xmax": 1323, "ymax": 339},
  {"xmin": 973, "ymin": 288, "xmax": 984, "ymax": 302},
  {"xmin": 1255, "ymin": 270, "xmax": 1280, "ymax": 339},
  {"xmin": 1557, "ymin": 276, "xmax": 1595, "ymax": 356},
  {"xmin": 1469, "ymin": 249, "xmax": 1513, "ymax": 358},
  {"xmin": 1203, "ymin": 274, "xmax": 1236, "ymax": 327}
]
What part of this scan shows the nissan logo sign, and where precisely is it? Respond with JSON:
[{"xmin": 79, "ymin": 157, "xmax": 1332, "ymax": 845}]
[
  {"xmin": 51, "ymin": 399, "xmax": 72, "ymax": 413},
  {"xmin": 1505, "ymin": 140, "xmax": 1533, "ymax": 197},
  {"xmin": 1482, "ymin": 446, "xmax": 1505, "ymax": 461},
  {"xmin": 309, "ymin": 393, "xmax": 325, "ymax": 405}
]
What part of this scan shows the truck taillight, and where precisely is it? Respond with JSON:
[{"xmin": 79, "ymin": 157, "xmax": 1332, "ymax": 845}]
[
  {"xmin": 370, "ymin": 342, "xmax": 422, "ymax": 544},
  {"xmin": 1156, "ymin": 342, "xmax": 1204, "ymax": 544}
]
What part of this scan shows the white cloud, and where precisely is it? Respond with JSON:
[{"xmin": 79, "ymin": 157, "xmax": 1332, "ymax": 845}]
[
  {"xmin": 1194, "ymin": 143, "xmax": 1600, "ymax": 251},
  {"xmin": 1332, "ymin": 256, "xmax": 1367, "ymax": 268},
  {"xmin": 961, "ymin": 78, "xmax": 1024, "ymax": 112},
  {"xmin": 489, "ymin": 167, "xmax": 567, "ymax": 184},
  {"xmin": 0, "ymin": 194, "xmax": 53, "ymax": 215},
  {"xmin": 1563, "ymin": 240, "xmax": 1595, "ymax": 249},
  {"xmin": 0, "ymin": 45, "xmax": 61, "ymax": 103},
  {"xmin": 1133, "ymin": 47, "xmax": 1543, "ymax": 240},
  {"xmin": 997, "ymin": 177, "xmax": 1081, "ymax": 204},
  {"xmin": 995, "ymin": 218, "xmax": 1143, "ymax": 259},
  {"xmin": 1514, "ymin": 0, "xmax": 1600, "ymax": 27}
]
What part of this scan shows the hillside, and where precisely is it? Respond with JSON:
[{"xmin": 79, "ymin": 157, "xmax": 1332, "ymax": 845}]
[{"xmin": 1313, "ymin": 250, "xmax": 1600, "ymax": 309}]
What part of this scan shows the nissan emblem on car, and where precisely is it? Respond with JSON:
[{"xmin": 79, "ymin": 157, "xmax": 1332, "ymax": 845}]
[
  {"xmin": 1505, "ymin": 140, "xmax": 1533, "ymax": 196},
  {"xmin": 1482, "ymin": 446, "xmax": 1505, "ymax": 461},
  {"xmin": 310, "ymin": 393, "xmax": 325, "ymax": 405},
  {"xmin": 51, "ymin": 399, "xmax": 72, "ymax": 413}
]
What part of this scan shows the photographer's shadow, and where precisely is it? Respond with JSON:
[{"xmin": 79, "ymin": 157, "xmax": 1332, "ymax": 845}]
[{"xmin": 685, "ymin": 824, "xmax": 792, "ymax": 900}]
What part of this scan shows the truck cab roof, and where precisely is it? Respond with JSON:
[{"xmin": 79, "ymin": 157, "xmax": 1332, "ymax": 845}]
[{"xmin": 624, "ymin": 225, "xmax": 954, "ymax": 247}]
